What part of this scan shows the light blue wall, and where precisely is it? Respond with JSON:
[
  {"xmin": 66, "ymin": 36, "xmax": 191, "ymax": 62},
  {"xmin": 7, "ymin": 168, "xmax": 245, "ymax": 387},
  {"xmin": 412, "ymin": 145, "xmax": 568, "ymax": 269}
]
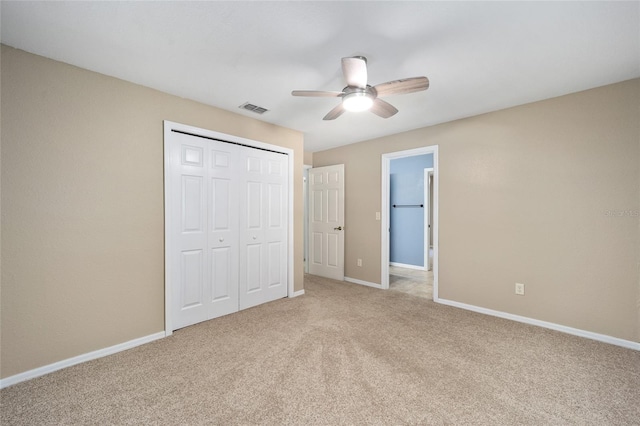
[{"xmin": 390, "ymin": 154, "xmax": 433, "ymax": 267}]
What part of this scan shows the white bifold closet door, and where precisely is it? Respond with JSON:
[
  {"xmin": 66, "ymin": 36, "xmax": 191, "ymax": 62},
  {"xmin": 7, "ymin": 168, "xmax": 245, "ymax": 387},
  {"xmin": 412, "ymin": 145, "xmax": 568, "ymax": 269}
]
[
  {"xmin": 169, "ymin": 131, "xmax": 288, "ymax": 330},
  {"xmin": 238, "ymin": 148, "xmax": 289, "ymax": 310}
]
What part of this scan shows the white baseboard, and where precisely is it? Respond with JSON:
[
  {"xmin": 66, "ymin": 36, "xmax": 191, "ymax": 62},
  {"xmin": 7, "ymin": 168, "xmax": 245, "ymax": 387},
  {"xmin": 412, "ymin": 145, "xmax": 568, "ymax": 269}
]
[
  {"xmin": 0, "ymin": 331, "xmax": 166, "ymax": 389},
  {"xmin": 435, "ymin": 297, "xmax": 640, "ymax": 351},
  {"xmin": 291, "ymin": 289, "xmax": 305, "ymax": 298},
  {"xmin": 344, "ymin": 276, "xmax": 383, "ymax": 289},
  {"xmin": 390, "ymin": 262, "xmax": 425, "ymax": 271}
]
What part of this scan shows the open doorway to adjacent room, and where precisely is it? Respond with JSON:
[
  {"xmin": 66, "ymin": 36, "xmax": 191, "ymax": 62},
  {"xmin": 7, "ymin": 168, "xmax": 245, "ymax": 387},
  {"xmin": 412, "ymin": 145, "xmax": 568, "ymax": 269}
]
[{"xmin": 381, "ymin": 146, "xmax": 438, "ymax": 300}]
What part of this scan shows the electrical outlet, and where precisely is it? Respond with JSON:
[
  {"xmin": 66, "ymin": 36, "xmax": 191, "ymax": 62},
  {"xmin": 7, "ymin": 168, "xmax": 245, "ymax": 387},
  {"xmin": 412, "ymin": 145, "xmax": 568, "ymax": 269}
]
[
  {"xmin": 357, "ymin": 259, "xmax": 362, "ymax": 267},
  {"xmin": 515, "ymin": 283, "xmax": 525, "ymax": 295},
  {"xmin": 375, "ymin": 212, "xmax": 381, "ymax": 220}
]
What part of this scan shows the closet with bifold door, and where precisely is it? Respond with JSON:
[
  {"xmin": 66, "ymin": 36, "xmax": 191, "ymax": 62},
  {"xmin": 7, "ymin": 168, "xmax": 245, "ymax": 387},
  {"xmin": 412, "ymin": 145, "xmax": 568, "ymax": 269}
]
[{"xmin": 166, "ymin": 129, "xmax": 289, "ymax": 331}]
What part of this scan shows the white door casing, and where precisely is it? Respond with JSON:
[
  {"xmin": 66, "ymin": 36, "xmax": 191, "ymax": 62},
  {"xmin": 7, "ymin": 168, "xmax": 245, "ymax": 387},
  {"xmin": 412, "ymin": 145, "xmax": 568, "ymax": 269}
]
[
  {"xmin": 303, "ymin": 165, "xmax": 312, "ymax": 274},
  {"xmin": 424, "ymin": 168, "xmax": 433, "ymax": 272},
  {"xmin": 308, "ymin": 164, "xmax": 345, "ymax": 281},
  {"xmin": 164, "ymin": 121, "xmax": 293, "ymax": 334}
]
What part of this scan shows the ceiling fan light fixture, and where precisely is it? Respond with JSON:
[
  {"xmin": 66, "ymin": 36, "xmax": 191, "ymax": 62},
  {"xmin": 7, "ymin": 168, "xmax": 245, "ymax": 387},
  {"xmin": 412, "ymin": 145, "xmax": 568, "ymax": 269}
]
[
  {"xmin": 342, "ymin": 92, "xmax": 374, "ymax": 112},
  {"xmin": 292, "ymin": 56, "xmax": 427, "ymax": 120}
]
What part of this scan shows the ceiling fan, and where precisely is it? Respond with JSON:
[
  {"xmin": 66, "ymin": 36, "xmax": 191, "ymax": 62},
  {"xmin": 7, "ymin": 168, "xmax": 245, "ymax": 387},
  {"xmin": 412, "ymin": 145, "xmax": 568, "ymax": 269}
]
[{"xmin": 291, "ymin": 56, "xmax": 429, "ymax": 120}]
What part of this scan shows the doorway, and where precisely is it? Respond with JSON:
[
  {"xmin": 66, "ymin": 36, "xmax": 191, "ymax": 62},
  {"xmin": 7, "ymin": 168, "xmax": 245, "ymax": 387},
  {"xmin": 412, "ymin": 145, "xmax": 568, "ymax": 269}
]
[{"xmin": 381, "ymin": 146, "xmax": 439, "ymax": 300}]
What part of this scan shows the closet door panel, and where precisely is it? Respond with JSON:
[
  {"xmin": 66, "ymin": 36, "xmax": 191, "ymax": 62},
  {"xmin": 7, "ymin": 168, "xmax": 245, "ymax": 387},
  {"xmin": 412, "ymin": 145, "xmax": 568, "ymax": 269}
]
[
  {"xmin": 267, "ymin": 241, "xmax": 283, "ymax": 287},
  {"xmin": 171, "ymin": 135, "xmax": 210, "ymax": 329},
  {"xmin": 239, "ymin": 148, "xmax": 288, "ymax": 309},
  {"xmin": 246, "ymin": 181, "xmax": 263, "ymax": 230},
  {"xmin": 207, "ymin": 144, "xmax": 240, "ymax": 319},
  {"xmin": 262, "ymin": 151, "xmax": 288, "ymax": 300},
  {"xmin": 211, "ymin": 247, "xmax": 231, "ymax": 300},
  {"xmin": 246, "ymin": 243, "xmax": 263, "ymax": 292},
  {"xmin": 266, "ymin": 181, "xmax": 286, "ymax": 290},
  {"xmin": 239, "ymin": 152, "xmax": 265, "ymax": 308},
  {"xmin": 180, "ymin": 249, "xmax": 204, "ymax": 308},
  {"xmin": 265, "ymin": 154, "xmax": 288, "ymax": 299}
]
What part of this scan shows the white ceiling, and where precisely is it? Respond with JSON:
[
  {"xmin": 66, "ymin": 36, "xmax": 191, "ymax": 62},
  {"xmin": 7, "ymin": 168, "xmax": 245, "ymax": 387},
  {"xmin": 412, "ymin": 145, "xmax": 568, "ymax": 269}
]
[{"xmin": 2, "ymin": 1, "xmax": 639, "ymax": 152}]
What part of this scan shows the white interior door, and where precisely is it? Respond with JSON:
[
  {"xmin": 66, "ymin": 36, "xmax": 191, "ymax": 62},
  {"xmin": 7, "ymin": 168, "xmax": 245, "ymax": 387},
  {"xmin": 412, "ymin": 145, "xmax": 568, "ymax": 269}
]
[
  {"xmin": 169, "ymin": 132, "xmax": 240, "ymax": 330},
  {"xmin": 308, "ymin": 164, "xmax": 345, "ymax": 281},
  {"xmin": 239, "ymin": 147, "xmax": 289, "ymax": 309}
]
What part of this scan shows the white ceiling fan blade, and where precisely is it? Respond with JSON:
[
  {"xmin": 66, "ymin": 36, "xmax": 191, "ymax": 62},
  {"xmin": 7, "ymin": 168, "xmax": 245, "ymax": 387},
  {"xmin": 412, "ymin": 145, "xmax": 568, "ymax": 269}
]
[
  {"xmin": 341, "ymin": 56, "xmax": 368, "ymax": 89},
  {"xmin": 292, "ymin": 90, "xmax": 343, "ymax": 97},
  {"xmin": 373, "ymin": 77, "xmax": 429, "ymax": 97},
  {"xmin": 323, "ymin": 103, "xmax": 346, "ymax": 120},
  {"xmin": 370, "ymin": 98, "xmax": 398, "ymax": 118}
]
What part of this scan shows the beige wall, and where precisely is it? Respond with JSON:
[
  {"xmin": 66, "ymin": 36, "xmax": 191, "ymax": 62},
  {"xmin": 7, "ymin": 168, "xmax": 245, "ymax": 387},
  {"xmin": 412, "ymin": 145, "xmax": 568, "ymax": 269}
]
[
  {"xmin": 304, "ymin": 151, "xmax": 313, "ymax": 166},
  {"xmin": 0, "ymin": 46, "xmax": 304, "ymax": 378},
  {"xmin": 314, "ymin": 79, "xmax": 640, "ymax": 343}
]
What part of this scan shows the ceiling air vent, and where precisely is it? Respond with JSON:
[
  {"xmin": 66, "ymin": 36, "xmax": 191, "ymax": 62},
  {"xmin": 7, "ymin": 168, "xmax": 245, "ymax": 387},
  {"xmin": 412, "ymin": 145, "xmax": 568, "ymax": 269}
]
[{"xmin": 239, "ymin": 102, "xmax": 269, "ymax": 115}]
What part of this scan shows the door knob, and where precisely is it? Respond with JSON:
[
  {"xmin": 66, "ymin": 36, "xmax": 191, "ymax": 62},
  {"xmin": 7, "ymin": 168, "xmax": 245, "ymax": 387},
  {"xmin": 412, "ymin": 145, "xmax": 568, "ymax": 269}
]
[
  {"xmin": 333, "ymin": 226, "xmax": 343, "ymax": 231},
  {"xmin": 219, "ymin": 237, "xmax": 224, "ymax": 242}
]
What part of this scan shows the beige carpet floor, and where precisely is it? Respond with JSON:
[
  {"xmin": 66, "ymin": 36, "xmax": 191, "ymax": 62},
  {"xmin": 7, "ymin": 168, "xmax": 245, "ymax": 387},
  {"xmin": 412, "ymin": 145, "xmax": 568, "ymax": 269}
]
[{"xmin": 2, "ymin": 274, "xmax": 639, "ymax": 425}]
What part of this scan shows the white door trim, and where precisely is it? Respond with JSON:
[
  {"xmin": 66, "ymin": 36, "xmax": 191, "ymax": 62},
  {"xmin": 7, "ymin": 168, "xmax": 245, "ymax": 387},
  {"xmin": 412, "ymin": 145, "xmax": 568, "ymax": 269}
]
[
  {"xmin": 424, "ymin": 168, "xmax": 433, "ymax": 272},
  {"xmin": 381, "ymin": 146, "xmax": 439, "ymax": 300},
  {"xmin": 163, "ymin": 120, "xmax": 295, "ymax": 336},
  {"xmin": 303, "ymin": 164, "xmax": 312, "ymax": 274}
]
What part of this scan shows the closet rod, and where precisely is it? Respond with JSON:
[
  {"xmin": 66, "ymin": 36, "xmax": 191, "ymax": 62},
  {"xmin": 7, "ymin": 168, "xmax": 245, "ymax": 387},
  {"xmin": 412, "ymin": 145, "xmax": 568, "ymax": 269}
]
[{"xmin": 392, "ymin": 204, "xmax": 423, "ymax": 208}]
